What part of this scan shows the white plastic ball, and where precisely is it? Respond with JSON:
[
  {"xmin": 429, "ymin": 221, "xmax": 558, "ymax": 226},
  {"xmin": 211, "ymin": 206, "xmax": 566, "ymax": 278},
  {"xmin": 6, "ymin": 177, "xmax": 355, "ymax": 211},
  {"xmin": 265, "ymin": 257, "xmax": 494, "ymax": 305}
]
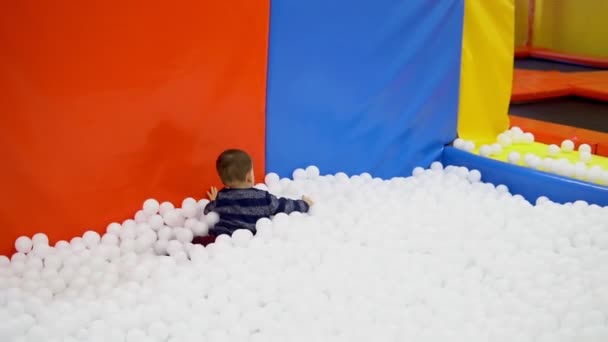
[
  {"xmin": 163, "ymin": 210, "xmax": 183, "ymax": 227},
  {"xmin": 232, "ymin": 229, "xmax": 254, "ymax": 247},
  {"xmin": 135, "ymin": 237, "xmax": 154, "ymax": 253},
  {"xmin": 31, "ymin": 243, "xmax": 51, "ymax": 258},
  {"xmin": 106, "ymin": 223, "xmax": 121, "ymax": 235},
  {"xmin": 147, "ymin": 215, "xmax": 164, "ymax": 231},
  {"xmin": 265, "ymin": 173, "xmax": 280, "ymax": 186},
  {"xmin": 26, "ymin": 256, "xmax": 43, "ymax": 271},
  {"xmin": 523, "ymin": 153, "xmax": 540, "ymax": 169},
  {"xmin": 578, "ymin": 143, "xmax": 592, "ymax": 154},
  {"xmin": 335, "ymin": 172, "xmax": 349, "ymax": 181},
  {"xmin": 204, "ymin": 212, "xmax": 220, "ymax": 226},
  {"xmin": 496, "ymin": 184, "xmax": 509, "ymax": 194},
  {"xmin": 120, "ymin": 239, "xmax": 136, "ymax": 254},
  {"xmin": 547, "ymin": 144, "xmax": 560, "ymax": 156},
  {"xmin": 573, "ymin": 162, "xmax": 588, "ymax": 180},
  {"xmin": 101, "ymin": 233, "xmax": 119, "ymax": 246},
  {"xmin": 184, "ymin": 218, "xmax": 198, "ymax": 230},
  {"xmin": 49, "ymin": 277, "xmax": 66, "ymax": 294},
  {"xmin": 143, "ymin": 199, "xmax": 160, "ymax": 216},
  {"xmin": 453, "ymin": 138, "xmax": 465, "ymax": 149},
  {"xmin": 11, "ymin": 252, "xmax": 27, "ymax": 264},
  {"xmin": 82, "ymin": 231, "xmax": 101, "ymax": 248},
  {"xmin": 463, "ymin": 141, "xmax": 475, "ymax": 152},
  {"xmin": 188, "ymin": 245, "xmax": 207, "ymax": 263},
  {"xmin": 430, "ymin": 161, "xmax": 443, "ymax": 171},
  {"xmin": 157, "ymin": 226, "xmax": 173, "ymax": 241},
  {"xmin": 192, "ymin": 222, "xmax": 209, "ymax": 237},
  {"xmin": 497, "ymin": 134, "xmax": 512, "ymax": 147},
  {"xmin": 153, "ymin": 240, "xmax": 169, "ymax": 255},
  {"xmin": 54, "ymin": 240, "xmax": 70, "ymax": 250},
  {"xmin": 158, "ymin": 202, "xmax": 175, "ymax": 216},
  {"xmin": 563, "ymin": 163, "xmax": 575, "ymax": 177},
  {"xmin": 561, "ymin": 140, "xmax": 575, "ymax": 152},
  {"xmin": 510, "ymin": 126, "xmax": 523, "ymax": 134},
  {"xmin": 528, "ymin": 156, "xmax": 541, "ymax": 169},
  {"xmin": 507, "ymin": 152, "xmax": 520, "ymax": 164},
  {"xmin": 479, "ymin": 145, "xmax": 492, "ymax": 157},
  {"xmin": 119, "ymin": 225, "xmax": 136, "ymax": 241},
  {"xmin": 412, "ymin": 167, "xmax": 424, "ymax": 177},
  {"xmin": 134, "ymin": 210, "xmax": 148, "ymax": 223},
  {"xmin": 541, "ymin": 158, "xmax": 554, "ymax": 171},
  {"xmin": 601, "ymin": 171, "xmax": 608, "ymax": 185},
  {"xmin": 166, "ymin": 240, "xmax": 183, "ymax": 255},
  {"xmin": 579, "ymin": 151, "xmax": 592, "ymax": 163},
  {"xmin": 181, "ymin": 198, "xmax": 198, "ymax": 219},
  {"xmin": 43, "ymin": 254, "xmax": 62, "ymax": 270},
  {"xmin": 511, "ymin": 131, "xmax": 524, "ymax": 143},
  {"xmin": 15, "ymin": 237, "xmax": 33, "ymax": 254},
  {"xmin": 292, "ymin": 168, "xmax": 307, "ymax": 181},
  {"xmin": 32, "ymin": 233, "xmax": 49, "ymax": 246},
  {"xmin": 0, "ymin": 255, "xmax": 9, "ymax": 267},
  {"xmin": 536, "ymin": 196, "xmax": 550, "ymax": 205},
  {"xmin": 134, "ymin": 223, "xmax": 152, "ymax": 237},
  {"xmin": 175, "ymin": 228, "xmax": 194, "ymax": 243},
  {"xmin": 467, "ymin": 170, "xmax": 482, "ymax": 183},
  {"xmin": 522, "ymin": 132, "xmax": 534, "ymax": 144},
  {"xmin": 180, "ymin": 197, "xmax": 194, "ymax": 210},
  {"xmin": 490, "ymin": 144, "xmax": 502, "ymax": 156},
  {"xmin": 305, "ymin": 165, "xmax": 321, "ymax": 179},
  {"xmin": 587, "ymin": 165, "xmax": 603, "ymax": 182},
  {"xmin": 172, "ymin": 251, "xmax": 188, "ymax": 263}
]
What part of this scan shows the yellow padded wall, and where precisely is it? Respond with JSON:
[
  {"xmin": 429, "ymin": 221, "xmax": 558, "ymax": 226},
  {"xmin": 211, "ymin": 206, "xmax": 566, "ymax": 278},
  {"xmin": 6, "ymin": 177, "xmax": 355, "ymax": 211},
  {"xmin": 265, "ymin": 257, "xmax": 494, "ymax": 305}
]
[
  {"xmin": 534, "ymin": 0, "xmax": 608, "ymax": 57},
  {"xmin": 515, "ymin": 0, "xmax": 529, "ymax": 47},
  {"xmin": 458, "ymin": 0, "xmax": 514, "ymax": 143}
]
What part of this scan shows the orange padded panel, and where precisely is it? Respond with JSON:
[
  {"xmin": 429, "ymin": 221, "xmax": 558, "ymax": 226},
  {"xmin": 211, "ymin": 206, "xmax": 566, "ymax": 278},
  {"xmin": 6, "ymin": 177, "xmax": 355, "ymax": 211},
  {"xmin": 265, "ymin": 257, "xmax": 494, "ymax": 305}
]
[
  {"xmin": 511, "ymin": 69, "xmax": 572, "ymax": 102},
  {"xmin": 0, "ymin": 1, "xmax": 270, "ymax": 256}
]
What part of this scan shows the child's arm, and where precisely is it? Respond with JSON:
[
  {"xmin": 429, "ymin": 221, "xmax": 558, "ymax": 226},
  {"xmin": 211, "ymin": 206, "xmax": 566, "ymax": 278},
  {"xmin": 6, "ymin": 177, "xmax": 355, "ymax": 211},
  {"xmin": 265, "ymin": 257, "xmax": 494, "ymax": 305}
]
[
  {"xmin": 268, "ymin": 193, "xmax": 312, "ymax": 215},
  {"xmin": 204, "ymin": 186, "xmax": 218, "ymax": 214}
]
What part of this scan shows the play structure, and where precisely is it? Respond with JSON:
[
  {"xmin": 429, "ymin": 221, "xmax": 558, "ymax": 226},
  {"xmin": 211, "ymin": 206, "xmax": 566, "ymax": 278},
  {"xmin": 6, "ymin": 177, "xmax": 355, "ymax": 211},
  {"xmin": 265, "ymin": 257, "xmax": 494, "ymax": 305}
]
[
  {"xmin": 509, "ymin": 0, "xmax": 608, "ymax": 157},
  {"xmin": 0, "ymin": 1, "xmax": 607, "ymax": 257}
]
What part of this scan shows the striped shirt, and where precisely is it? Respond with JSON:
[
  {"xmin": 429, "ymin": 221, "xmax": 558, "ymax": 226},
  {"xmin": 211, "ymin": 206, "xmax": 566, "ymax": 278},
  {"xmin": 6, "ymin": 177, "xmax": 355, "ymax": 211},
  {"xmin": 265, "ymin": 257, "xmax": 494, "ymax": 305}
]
[{"xmin": 203, "ymin": 188, "xmax": 309, "ymax": 236}]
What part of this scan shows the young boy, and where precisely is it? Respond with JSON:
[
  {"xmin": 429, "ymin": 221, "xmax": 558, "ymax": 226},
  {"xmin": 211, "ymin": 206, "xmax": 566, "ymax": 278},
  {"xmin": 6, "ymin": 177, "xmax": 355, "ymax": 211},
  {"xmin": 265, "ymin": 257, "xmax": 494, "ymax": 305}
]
[{"xmin": 195, "ymin": 149, "xmax": 312, "ymax": 244}]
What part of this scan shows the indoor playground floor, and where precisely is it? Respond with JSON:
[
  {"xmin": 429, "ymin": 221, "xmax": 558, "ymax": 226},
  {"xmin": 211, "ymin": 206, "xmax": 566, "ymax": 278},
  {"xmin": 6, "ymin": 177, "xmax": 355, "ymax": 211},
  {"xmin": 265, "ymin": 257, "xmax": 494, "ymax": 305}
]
[
  {"xmin": 510, "ymin": 97, "xmax": 608, "ymax": 133},
  {"xmin": 511, "ymin": 50, "xmax": 608, "ymax": 157}
]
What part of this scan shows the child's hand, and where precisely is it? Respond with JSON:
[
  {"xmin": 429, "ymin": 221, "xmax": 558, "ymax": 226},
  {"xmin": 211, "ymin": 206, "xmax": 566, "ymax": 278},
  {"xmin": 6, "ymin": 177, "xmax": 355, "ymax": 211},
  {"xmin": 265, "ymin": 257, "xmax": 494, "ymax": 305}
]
[
  {"xmin": 302, "ymin": 195, "xmax": 314, "ymax": 207},
  {"xmin": 207, "ymin": 186, "xmax": 218, "ymax": 201}
]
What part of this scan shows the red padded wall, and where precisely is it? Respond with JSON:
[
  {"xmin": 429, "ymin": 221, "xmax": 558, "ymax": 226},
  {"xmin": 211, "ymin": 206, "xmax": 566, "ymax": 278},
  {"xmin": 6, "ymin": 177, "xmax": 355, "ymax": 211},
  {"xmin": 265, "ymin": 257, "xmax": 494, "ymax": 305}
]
[{"xmin": 0, "ymin": 2, "xmax": 269, "ymax": 255}]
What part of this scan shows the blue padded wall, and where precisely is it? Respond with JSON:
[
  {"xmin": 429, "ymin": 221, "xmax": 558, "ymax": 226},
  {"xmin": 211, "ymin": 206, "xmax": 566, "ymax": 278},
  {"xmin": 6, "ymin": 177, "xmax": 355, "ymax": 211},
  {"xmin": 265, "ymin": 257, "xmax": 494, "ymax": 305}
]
[
  {"xmin": 442, "ymin": 147, "xmax": 608, "ymax": 206},
  {"xmin": 266, "ymin": 1, "xmax": 464, "ymax": 178}
]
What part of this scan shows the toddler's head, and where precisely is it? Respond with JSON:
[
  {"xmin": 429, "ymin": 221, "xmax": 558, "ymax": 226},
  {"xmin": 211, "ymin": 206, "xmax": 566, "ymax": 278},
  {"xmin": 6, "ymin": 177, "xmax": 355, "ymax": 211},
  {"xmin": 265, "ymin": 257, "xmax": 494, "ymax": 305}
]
[{"xmin": 216, "ymin": 149, "xmax": 254, "ymax": 188}]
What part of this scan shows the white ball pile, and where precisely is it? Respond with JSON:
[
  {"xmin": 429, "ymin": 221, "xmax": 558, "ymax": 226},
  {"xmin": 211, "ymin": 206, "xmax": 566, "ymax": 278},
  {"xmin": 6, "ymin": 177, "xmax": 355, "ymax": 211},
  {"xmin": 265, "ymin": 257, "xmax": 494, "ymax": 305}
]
[
  {"xmin": 1, "ymin": 165, "xmax": 608, "ymax": 342},
  {"xmin": 456, "ymin": 129, "xmax": 608, "ymax": 185},
  {"xmin": 453, "ymin": 138, "xmax": 476, "ymax": 153},
  {"xmin": 496, "ymin": 126, "xmax": 535, "ymax": 147},
  {"xmin": 538, "ymin": 140, "xmax": 608, "ymax": 183}
]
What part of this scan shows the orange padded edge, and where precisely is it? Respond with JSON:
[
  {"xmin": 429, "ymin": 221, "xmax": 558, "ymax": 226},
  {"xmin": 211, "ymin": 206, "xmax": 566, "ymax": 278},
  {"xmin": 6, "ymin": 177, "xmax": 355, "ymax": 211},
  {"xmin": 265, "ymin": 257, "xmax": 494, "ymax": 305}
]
[
  {"xmin": 511, "ymin": 69, "xmax": 572, "ymax": 102},
  {"xmin": 514, "ymin": 46, "xmax": 531, "ymax": 58},
  {"xmin": 530, "ymin": 48, "xmax": 608, "ymax": 68},
  {"xmin": 568, "ymin": 71, "xmax": 608, "ymax": 101},
  {"xmin": 512, "ymin": 70, "xmax": 608, "ymax": 102},
  {"xmin": 509, "ymin": 115, "xmax": 608, "ymax": 157}
]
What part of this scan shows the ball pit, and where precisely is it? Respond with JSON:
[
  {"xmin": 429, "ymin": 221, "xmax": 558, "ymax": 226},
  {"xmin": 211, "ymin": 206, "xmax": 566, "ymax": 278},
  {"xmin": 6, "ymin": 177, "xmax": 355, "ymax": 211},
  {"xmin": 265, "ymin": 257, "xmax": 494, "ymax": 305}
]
[{"xmin": 1, "ymin": 165, "xmax": 608, "ymax": 342}]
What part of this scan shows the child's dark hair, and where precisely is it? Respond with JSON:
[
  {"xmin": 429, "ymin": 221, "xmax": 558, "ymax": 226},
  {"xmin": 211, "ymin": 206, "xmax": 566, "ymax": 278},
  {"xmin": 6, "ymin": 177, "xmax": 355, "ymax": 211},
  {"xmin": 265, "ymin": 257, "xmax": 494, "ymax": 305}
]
[{"xmin": 216, "ymin": 149, "xmax": 253, "ymax": 185}]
